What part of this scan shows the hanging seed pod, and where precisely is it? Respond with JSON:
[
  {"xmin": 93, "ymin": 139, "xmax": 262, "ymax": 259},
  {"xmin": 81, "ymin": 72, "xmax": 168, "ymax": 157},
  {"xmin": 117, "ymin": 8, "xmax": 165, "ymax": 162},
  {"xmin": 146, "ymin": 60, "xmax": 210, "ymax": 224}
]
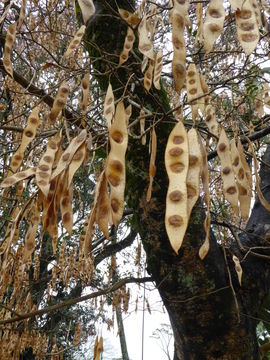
[
  {"xmin": 264, "ymin": 84, "xmax": 270, "ymax": 108},
  {"xmin": 23, "ymin": 203, "xmax": 40, "ymax": 262},
  {"xmin": 146, "ymin": 127, "xmax": 157, "ymax": 202},
  {"xmin": 144, "ymin": 59, "xmax": 154, "ymax": 92},
  {"xmin": 106, "ymin": 101, "xmax": 129, "ymax": 226},
  {"xmin": 78, "ymin": 0, "xmax": 95, "ymax": 24},
  {"xmin": 73, "ymin": 323, "xmax": 82, "ymax": 346},
  {"xmin": 171, "ymin": 9, "xmax": 187, "ymax": 93},
  {"xmin": 51, "ymin": 129, "xmax": 87, "ymax": 179},
  {"xmin": 36, "ymin": 133, "xmax": 61, "ymax": 197},
  {"xmin": 195, "ymin": 2, "xmax": 203, "ymax": 44},
  {"xmin": 119, "ymin": 27, "xmax": 135, "ymax": 66},
  {"xmin": 95, "ymin": 170, "xmax": 111, "ymax": 239},
  {"xmin": 140, "ymin": 109, "xmax": 146, "ymax": 145},
  {"xmin": 204, "ymin": 105, "xmax": 220, "ymax": 137},
  {"xmin": 49, "ymin": 81, "xmax": 69, "ymax": 124},
  {"xmin": 64, "ymin": 25, "xmax": 86, "ymax": 58},
  {"xmin": 203, "ymin": 0, "xmax": 225, "ymax": 54},
  {"xmin": 8, "ymin": 107, "xmax": 40, "ymax": 175},
  {"xmin": 231, "ymin": 138, "xmax": 251, "ymax": 220},
  {"xmin": 153, "ymin": 51, "xmax": 163, "ymax": 90},
  {"xmin": 81, "ymin": 72, "xmax": 90, "ymax": 120},
  {"xmin": 199, "ymin": 74, "xmax": 210, "ymax": 113},
  {"xmin": 3, "ymin": 22, "xmax": 16, "ymax": 77},
  {"xmin": 217, "ymin": 128, "xmax": 239, "ymax": 214},
  {"xmin": 245, "ymin": 137, "xmax": 270, "ymax": 212},
  {"xmin": 232, "ymin": 255, "xmax": 242, "ymax": 286},
  {"xmin": 1, "ymin": 167, "xmax": 36, "ymax": 188},
  {"xmin": 17, "ymin": 0, "xmax": 27, "ymax": 29},
  {"xmin": 198, "ymin": 134, "xmax": 211, "ymax": 260},
  {"xmin": 186, "ymin": 63, "xmax": 203, "ymax": 120},
  {"xmin": 165, "ymin": 121, "xmax": 189, "ymax": 254},
  {"xmin": 138, "ymin": 16, "xmax": 155, "ymax": 60},
  {"xmin": 186, "ymin": 129, "xmax": 202, "ymax": 217},
  {"xmin": 235, "ymin": 1, "xmax": 259, "ymax": 55},
  {"xmin": 59, "ymin": 174, "xmax": 73, "ymax": 235},
  {"xmin": 104, "ymin": 83, "xmax": 115, "ymax": 130},
  {"xmin": 68, "ymin": 143, "xmax": 86, "ymax": 188},
  {"xmin": 118, "ymin": 8, "xmax": 140, "ymax": 29}
]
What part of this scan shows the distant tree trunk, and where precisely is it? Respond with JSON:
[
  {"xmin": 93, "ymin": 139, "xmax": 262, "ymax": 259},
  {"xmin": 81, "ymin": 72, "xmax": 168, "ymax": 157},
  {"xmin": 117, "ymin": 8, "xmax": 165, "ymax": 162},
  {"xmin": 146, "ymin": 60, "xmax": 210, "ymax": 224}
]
[{"xmin": 83, "ymin": 1, "xmax": 270, "ymax": 359}]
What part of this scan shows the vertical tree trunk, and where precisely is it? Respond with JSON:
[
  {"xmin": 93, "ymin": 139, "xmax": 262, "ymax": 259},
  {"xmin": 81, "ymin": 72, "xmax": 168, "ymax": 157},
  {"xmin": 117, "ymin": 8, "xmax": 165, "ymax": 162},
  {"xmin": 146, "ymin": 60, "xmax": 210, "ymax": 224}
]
[{"xmin": 83, "ymin": 2, "xmax": 270, "ymax": 358}]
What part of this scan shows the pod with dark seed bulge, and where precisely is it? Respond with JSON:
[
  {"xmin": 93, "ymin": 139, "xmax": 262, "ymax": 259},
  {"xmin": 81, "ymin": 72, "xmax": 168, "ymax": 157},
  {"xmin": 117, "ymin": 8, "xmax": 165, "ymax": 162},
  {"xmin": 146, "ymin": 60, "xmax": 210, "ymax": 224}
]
[
  {"xmin": 49, "ymin": 81, "xmax": 69, "ymax": 124},
  {"xmin": 106, "ymin": 101, "xmax": 129, "ymax": 226},
  {"xmin": 217, "ymin": 129, "xmax": 239, "ymax": 214},
  {"xmin": 104, "ymin": 83, "xmax": 115, "ymax": 129},
  {"xmin": 64, "ymin": 25, "xmax": 86, "ymax": 58},
  {"xmin": 119, "ymin": 27, "xmax": 135, "ymax": 66},
  {"xmin": 231, "ymin": 138, "xmax": 252, "ymax": 220},
  {"xmin": 186, "ymin": 129, "xmax": 202, "ymax": 217},
  {"xmin": 146, "ymin": 127, "xmax": 157, "ymax": 202},
  {"xmin": 165, "ymin": 121, "xmax": 189, "ymax": 253},
  {"xmin": 235, "ymin": 0, "xmax": 259, "ymax": 55},
  {"xmin": 203, "ymin": 0, "xmax": 225, "ymax": 53},
  {"xmin": 186, "ymin": 64, "xmax": 203, "ymax": 120},
  {"xmin": 51, "ymin": 130, "xmax": 87, "ymax": 180}
]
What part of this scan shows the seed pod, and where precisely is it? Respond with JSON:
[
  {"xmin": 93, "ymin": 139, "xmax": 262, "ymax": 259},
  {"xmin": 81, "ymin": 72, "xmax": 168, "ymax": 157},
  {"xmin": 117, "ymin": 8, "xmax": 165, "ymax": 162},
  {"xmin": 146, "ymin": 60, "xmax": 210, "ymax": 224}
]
[
  {"xmin": 144, "ymin": 59, "xmax": 154, "ymax": 92},
  {"xmin": 146, "ymin": 127, "xmax": 157, "ymax": 202},
  {"xmin": 0, "ymin": 3, "xmax": 12, "ymax": 25},
  {"xmin": 8, "ymin": 107, "xmax": 40, "ymax": 175},
  {"xmin": 1, "ymin": 167, "xmax": 36, "ymax": 188},
  {"xmin": 231, "ymin": 138, "xmax": 251, "ymax": 220},
  {"xmin": 104, "ymin": 83, "xmax": 115, "ymax": 130},
  {"xmin": 203, "ymin": 0, "xmax": 225, "ymax": 54},
  {"xmin": 187, "ymin": 129, "xmax": 202, "ymax": 217},
  {"xmin": 95, "ymin": 170, "xmax": 110, "ymax": 239},
  {"xmin": 138, "ymin": 16, "xmax": 155, "ymax": 60},
  {"xmin": 3, "ymin": 22, "xmax": 16, "ymax": 77},
  {"xmin": 118, "ymin": 8, "xmax": 140, "ymax": 29},
  {"xmin": 59, "ymin": 173, "xmax": 73, "ymax": 236},
  {"xmin": 68, "ymin": 143, "xmax": 86, "ymax": 188},
  {"xmin": 106, "ymin": 101, "xmax": 129, "ymax": 226},
  {"xmin": 23, "ymin": 204, "xmax": 40, "ymax": 262},
  {"xmin": 17, "ymin": 0, "xmax": 27, "ymax": 29},
  {"xmin": 49, "ymin": 81, "xmax": 69, "ymax": 124},
  {"xmin": 235, "ymin": 1, "xmax": 259, "ymax": 55},
  {"xmin": 199, "ymin": 73, "xmax": 210, "ymax": 113},
  {"xmin": 245, "ymin": 136, "xmax": 270, "ymax": 212},
  {"xmin": 232, "ymin": 255, "xmax": 242, "ymax": 286},
  {"xmin": 165, "ymin": 121, "xmax": 189, "ymax": 254},
  {"xmin": 264, "ymin": 84, "xmax": 270, "ymax": 109},
  {"xmin": 204, "ymin": 104, "xmax": 219, "ymax": 137},
  {"xmin": 78, "ymin": 0, "xmax": 95, "ymax": 24},
  {"xmin": 73, "ymin": 323, "xmax": 82, "ymax": 346},
  {"xmin": 171, "ymin": 9, "xmax": 187, "ymax": 93},
  {"xmin": 51, "ymin": 129, "xmax": 87, "ymax": 179},
  {"xmin": 198, "ymin": 134, "xmax": 211, "ymax": 260},
  {"xmin": 140, "ymin": 110, "xmax": 146, "ymax": 145},
  {"xmin": 64, "ymin": 25, "xmax": 86, "ymax": 58},
  {"xmin": 153, "ymin": 51, "xmax": 163, "ymax": 90},
  {"xmin": 186, "ymin": 63, "xmax": 203, "ymax": 120},
  {"xmin": 195, "ymin": 2, "xmax": 203, "ymax": 44},
  {"xmin": 217, "ymin": 128, "xmax": 239, "ymax": 214},
  {"xmin": 81, "ymin": 73, "xmax": 90, "ymax": 120},
  {"xmin": 119, "ymin": 27, "xmax": 135, "ymax": 66},
  {"xmin": 36, "ymin": 134, "xmax": 60, "ymax": 197}
]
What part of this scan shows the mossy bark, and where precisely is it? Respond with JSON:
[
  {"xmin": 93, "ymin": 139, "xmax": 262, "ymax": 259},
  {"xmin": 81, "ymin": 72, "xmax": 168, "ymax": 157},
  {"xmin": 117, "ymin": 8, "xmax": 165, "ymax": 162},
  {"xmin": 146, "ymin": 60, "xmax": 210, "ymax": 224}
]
[{"xmin": 81, "ymin": 1, "xmax": 270, "ymax": 359}]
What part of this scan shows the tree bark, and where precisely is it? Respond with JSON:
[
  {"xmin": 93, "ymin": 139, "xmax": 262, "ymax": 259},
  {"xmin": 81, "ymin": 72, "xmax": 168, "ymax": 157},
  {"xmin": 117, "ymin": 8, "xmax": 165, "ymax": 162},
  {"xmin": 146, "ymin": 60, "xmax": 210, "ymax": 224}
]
[{"xmin": 83, "ymin": 2, "xmax": 270, "ymax": 359}]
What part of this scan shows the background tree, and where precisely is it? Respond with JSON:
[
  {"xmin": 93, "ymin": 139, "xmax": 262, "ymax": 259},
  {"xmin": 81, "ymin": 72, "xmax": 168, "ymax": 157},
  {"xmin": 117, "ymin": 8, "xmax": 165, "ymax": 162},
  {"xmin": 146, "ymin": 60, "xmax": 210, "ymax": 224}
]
[{"xmin": 0, "ymin": 0, "xmax": 270, "ymax": 359}]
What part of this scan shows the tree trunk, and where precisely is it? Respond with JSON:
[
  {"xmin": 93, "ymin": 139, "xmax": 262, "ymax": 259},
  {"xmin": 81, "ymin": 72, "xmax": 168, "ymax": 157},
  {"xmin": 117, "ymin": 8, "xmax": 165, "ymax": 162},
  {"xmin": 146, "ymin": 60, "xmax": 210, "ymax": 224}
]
[{"xmin": 83, "ymin": 2, "xmax": 270, "ymax": 359}]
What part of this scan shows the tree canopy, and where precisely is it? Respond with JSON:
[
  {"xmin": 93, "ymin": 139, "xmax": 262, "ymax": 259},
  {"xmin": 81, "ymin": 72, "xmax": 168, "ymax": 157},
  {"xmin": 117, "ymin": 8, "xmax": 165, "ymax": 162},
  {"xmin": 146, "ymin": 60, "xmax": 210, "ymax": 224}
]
[{"xmin": 0, "ymin": 0, "xmax": 270, "ymax": 359}]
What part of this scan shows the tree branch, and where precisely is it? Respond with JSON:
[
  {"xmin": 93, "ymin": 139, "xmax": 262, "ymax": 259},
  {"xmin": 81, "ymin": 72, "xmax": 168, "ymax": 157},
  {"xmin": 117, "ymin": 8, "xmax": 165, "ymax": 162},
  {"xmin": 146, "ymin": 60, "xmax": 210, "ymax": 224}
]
[{"xmin": 0, "ymin": 276, "xmax": 152, "ymax": 326}]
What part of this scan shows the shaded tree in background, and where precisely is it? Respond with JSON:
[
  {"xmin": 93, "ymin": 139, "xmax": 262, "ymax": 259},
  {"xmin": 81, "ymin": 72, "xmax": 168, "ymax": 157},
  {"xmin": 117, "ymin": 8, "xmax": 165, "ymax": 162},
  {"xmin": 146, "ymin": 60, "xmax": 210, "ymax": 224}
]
[{"xmin": 0, "ymin": 0, "xmax": 270, "ymax": 359}]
